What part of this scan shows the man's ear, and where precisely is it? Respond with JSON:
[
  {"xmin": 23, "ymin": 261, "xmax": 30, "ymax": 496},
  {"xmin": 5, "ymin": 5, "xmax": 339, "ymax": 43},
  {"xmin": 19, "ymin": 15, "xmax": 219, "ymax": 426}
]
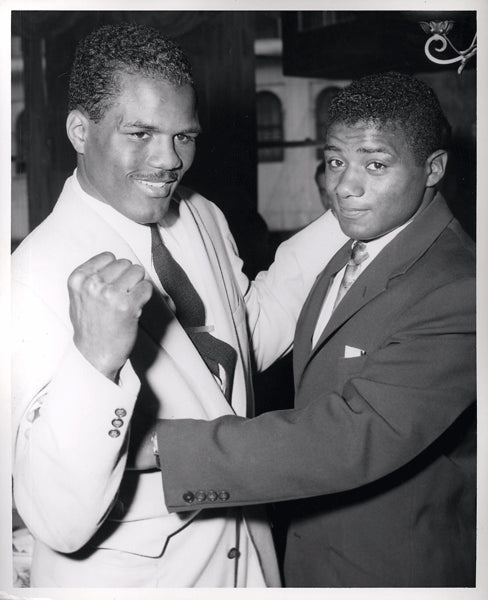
[
  {"xmin": 425, "ymin": 149, "xmax": 448, "ymax": 187},
  {"xmin": 66, "ymin": 109, "xmax": 90, "ymax": 154}
]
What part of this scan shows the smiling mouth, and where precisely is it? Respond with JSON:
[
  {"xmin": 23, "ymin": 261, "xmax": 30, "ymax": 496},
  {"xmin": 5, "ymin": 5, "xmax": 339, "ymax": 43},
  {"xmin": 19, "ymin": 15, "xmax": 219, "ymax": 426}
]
[
  {"xmin": 138, "ymin": 180, "xmax": 172, "ymax": 188},
  {"xmin": 133, "ymin": 178, "xmax": 178, "ymax": 195}
]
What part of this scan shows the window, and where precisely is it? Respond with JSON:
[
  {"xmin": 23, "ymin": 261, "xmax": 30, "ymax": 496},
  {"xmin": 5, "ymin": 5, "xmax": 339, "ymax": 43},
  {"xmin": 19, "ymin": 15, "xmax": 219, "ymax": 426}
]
[
  {"xmin": 315, "ymin": 86, "xmax": 341, "ymax": 158},
  {"xmin": 257, "ymin": 91, "xmax": 284, "ymax": 163}
]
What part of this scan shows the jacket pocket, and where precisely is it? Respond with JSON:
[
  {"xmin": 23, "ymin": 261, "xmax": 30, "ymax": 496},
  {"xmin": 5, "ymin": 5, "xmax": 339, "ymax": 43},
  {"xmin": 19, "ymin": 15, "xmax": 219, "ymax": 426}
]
[{"xmin": 335, "ymin": 355, "xmax": 367, "ymax": 392}]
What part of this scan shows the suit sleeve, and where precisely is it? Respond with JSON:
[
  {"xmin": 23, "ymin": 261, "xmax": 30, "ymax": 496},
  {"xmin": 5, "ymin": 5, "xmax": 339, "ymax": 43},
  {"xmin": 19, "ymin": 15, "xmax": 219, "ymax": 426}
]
[
  {"xmin": 214, "ymin": 207, "xmax": 348, "ymax": 371},
  {"xmin": 12, "ymin": 279, "xmax": 140, "ymax": 553},
  {"xmin": 157, "ymin": 277, "xmax": 475, "ymax": 510}
]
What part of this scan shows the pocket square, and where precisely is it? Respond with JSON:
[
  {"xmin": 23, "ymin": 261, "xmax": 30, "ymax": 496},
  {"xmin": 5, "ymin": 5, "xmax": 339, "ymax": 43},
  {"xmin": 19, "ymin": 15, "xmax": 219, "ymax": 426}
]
[{"xmin": 344, "ymin": 345, "xmax": 365, "ymax": 358}]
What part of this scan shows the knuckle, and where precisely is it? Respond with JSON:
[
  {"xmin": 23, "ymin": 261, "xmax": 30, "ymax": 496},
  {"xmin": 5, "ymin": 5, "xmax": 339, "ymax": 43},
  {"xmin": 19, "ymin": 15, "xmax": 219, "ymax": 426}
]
[
  {"xmin": 94, "ymin": 251, "xmax": 115, "ymax": 264},
  {"xmin": 68, "ymin": 267, "xmax": 91, "ymax": 291},
  {"xmin": 117, "ymin": 298, "xmax": 132, "ymax": 313},
  {"xmin": 116, "ymin": 258, "xmax": 132, "ymax": 270},
  {"xmin": 100, "ymin": 282, "xmax": 116, "ymax": 302},
  {"xmin": 130, "ymin": 264, "xmax": 145, "ymax": 278},
  {"xmin": 67, "ymin": 270, "xmax": 82, "ymax": 290},
  {"xmin": 86, "ymin": 273, "xmax": 104, "ymax": 295},
  {"xmin": 87, "ymin": 251, "xmax": 116, "ymax": 270},
  {"xmin": 140, "ymin": 280, "xmax": 154, "ymax": 298}
]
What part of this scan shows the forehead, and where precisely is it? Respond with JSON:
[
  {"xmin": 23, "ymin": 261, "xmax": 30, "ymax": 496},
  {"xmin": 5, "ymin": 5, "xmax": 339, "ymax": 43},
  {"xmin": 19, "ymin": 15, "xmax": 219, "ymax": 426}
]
[
  {"xmin": 106, "ymin": 72, "xmax": 197, "ymax": 121},
  {"xmin": 325, "ymin": 120, "xmax": 411, "ymax": 156}
]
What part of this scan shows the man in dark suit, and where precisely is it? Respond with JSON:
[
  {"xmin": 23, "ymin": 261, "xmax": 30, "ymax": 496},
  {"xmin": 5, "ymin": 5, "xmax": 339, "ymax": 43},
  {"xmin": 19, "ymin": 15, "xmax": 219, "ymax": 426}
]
[{"xmin": 131, "ymin": 72, "xmax": 476, "ymax": 587}]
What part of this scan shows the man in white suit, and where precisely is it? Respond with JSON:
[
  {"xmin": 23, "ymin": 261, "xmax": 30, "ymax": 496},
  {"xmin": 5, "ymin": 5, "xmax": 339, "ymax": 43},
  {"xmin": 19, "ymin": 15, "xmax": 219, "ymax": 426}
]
[{"xmin": 11, "ymin": 23, "xmax": 346, "ymax": 587}]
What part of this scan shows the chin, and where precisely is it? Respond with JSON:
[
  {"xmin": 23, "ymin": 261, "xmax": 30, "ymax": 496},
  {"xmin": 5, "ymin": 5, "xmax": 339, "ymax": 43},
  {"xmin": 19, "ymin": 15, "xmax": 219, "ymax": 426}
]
[
  {"xmin": 129, "ymin": 200, "xmax": 172, "ymax": 225},
  {"xmin": 339, "ymin": 219, "xmax": 378, "ymax": 241}
]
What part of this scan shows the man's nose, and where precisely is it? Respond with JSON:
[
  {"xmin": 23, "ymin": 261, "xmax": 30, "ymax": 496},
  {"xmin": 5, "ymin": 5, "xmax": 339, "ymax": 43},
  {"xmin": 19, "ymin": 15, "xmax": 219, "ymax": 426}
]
[
  {"xmin": 147, "ymin": 137, "xmax": 182, "ymax": 170},
  {"xmin": 335, "ymin": 166, "xmax": 364, "ymax": 198}
]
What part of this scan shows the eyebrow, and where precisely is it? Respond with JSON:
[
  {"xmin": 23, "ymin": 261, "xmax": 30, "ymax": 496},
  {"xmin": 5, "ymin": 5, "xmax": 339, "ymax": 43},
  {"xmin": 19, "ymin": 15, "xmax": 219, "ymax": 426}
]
[
  {"xmin": 357, "ymin": 146, "xmax": 393, "ymax": 155},
  {"xmin": 122, "ymin": 121, "xmax": 157, "ymax": 130},
  {"xmin": 323, "ymin": 144, "xmax": 393, "ymax": 155},
  {"xmin": 121, "ymin": 120, "xmax": 202, "ymax": 134}
]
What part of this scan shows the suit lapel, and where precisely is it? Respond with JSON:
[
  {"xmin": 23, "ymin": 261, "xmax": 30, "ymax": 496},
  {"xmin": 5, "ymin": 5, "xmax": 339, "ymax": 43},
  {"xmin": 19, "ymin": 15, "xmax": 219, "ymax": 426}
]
[
  {"xmin": 183, "ymin": 198, "xmax": 239, "ymax": 348},
  {"xmin": 183, "ymin": 197, "xmax": 250, "ymax": 416},
  {"xmin": 295, "ymin": 194, "xmax": 454, "ymax": 383},
  {"xmin": 293, "ymin": 240, "xmax": 351, "ymax": 384}
]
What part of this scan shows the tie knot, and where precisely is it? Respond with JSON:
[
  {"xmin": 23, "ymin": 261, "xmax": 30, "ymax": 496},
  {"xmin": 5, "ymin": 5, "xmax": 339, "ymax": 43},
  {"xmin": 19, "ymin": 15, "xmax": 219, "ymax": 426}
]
[{"xmin": 350, "ymin": 241, "xmax": 368, "ymax": 265}]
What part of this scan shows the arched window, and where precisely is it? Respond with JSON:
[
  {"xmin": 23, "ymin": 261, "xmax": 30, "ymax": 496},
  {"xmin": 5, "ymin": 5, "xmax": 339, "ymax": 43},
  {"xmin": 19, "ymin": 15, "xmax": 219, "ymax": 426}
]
[
  {"xmin": 257, "ymin": 91, "xmax": 284, "ymax": 163},
  {"xmin": 315, "ymin": 86, "xmax": 340, "ymax": 157}
]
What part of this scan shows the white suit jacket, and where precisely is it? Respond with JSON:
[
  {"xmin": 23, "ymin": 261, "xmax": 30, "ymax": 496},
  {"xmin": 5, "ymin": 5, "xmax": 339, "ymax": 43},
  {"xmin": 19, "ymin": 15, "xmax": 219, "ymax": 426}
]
[{"xmin": 12, "ymin": 174, "xmax": 347, "ymax": 586}]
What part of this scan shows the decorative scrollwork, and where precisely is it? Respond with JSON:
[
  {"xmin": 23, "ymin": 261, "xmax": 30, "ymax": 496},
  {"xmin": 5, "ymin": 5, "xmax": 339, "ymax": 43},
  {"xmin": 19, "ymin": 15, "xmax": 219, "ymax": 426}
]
[{"xmin": 419, "ymin": 20, "xmax": 477, "ymax": 74}]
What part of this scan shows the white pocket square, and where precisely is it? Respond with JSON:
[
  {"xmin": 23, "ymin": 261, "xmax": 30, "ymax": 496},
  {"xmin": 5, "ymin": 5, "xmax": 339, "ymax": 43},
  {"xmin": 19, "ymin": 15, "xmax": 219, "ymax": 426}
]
[{"xmin": 344, "ymin": 345, "xmax": 365, "ymax": 358}]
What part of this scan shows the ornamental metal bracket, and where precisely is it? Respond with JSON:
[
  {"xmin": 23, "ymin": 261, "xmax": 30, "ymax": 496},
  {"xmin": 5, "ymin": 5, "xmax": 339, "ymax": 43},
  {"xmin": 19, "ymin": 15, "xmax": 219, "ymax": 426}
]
[{"xmin": 420, "ymin": 20, "xmax": 477, "ymax": 74}]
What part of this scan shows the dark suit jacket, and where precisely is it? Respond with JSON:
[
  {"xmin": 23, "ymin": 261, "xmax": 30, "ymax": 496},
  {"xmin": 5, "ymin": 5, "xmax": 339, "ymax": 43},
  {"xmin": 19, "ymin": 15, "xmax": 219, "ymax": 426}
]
[{"xmin": 157, "ymin": 194, "xmax": 476, "ymax": 587}]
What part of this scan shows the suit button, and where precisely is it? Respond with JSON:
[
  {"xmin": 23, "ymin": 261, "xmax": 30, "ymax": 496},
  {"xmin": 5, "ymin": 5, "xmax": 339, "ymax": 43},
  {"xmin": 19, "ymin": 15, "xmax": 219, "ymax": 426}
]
[
  {"xmin": 195, "ymin": 490, "xmax": 207, "ymax": 502},
  {"xmin": 115, "ymin": 408, "xmax": 127, "ymax": 418},
  {"xmin": 108, "ymin": 429, "xmax": 120, "ymax": 438},
  {"xmin": 227, "ymin": 547, "xmax": 240, "ymax": 559},
  {"xmin": 207, "ymin": 490, "xmax": 218, "ymax": 502},
  {"xmin": 111, "ymin": 418, "xmax": 124, "ymax": 428},
  {"xmin": 218, "ymin": 490, "xmax": 230, "ymax": 501},
  {"xmin": 183, "ymin": 492, "xmax": 195, "ymax": 504}
]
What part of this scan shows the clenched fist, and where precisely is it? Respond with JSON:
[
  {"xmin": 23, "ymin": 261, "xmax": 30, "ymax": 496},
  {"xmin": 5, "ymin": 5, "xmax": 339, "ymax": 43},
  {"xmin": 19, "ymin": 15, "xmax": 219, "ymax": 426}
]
[{"xmin": 68, "ymin": 252, "xmax": 153, "ymax": 381}]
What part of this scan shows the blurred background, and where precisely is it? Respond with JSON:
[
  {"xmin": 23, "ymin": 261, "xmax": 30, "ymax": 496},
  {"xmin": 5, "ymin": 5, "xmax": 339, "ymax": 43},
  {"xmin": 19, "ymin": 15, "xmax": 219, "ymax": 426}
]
[{"xmin": 10, "ymin": 10, "xmax": 477, "ymax": 580}]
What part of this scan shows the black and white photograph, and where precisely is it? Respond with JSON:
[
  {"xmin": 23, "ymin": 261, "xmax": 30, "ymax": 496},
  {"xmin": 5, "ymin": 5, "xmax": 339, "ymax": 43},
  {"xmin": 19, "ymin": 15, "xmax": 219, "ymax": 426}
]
[{"xmin": 1, "ymin": 2, "xmax": 486, "ymax": 599}]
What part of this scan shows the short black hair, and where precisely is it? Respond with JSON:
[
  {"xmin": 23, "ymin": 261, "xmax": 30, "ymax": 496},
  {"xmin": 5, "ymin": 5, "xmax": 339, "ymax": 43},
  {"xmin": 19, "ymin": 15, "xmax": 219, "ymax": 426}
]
[
  {"xmin": 326, "ymin": 72, "xmax": 451, "ymax": 164},
  {"xmin": 68, "ymin": 22, "xmax": 194, "ymax": 122}
]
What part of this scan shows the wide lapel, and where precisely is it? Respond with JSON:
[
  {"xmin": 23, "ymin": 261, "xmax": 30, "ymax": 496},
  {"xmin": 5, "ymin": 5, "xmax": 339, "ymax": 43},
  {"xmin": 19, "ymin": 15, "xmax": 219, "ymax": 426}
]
[
  {"xmin": 172, "ymin": 194, "xmax": 240, "ymax": 413},
  {"xmin": 299, "ymin": 194, "xmax": 455, "ymax": 378},
  {"xmin": 293, "ymin": 240, "xmax": 352, "ymax": 384},
  {"xmin": 184, "ymin": 196, "xmax": 253, "ymax": 417},
  {"xmin": 184, "ymin": 202, "xmax": 238, "ymax": 339}
]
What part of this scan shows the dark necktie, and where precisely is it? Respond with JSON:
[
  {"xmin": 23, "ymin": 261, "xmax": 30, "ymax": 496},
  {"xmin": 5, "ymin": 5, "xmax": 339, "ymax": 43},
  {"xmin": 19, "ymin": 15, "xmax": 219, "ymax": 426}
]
[
  {"xmin": 333, "ymin": 241, "xmax": 369, "ymax": 310},
  {"xmin": 150, "ymin": 224, "xmax": 237, "ymax": 401}
]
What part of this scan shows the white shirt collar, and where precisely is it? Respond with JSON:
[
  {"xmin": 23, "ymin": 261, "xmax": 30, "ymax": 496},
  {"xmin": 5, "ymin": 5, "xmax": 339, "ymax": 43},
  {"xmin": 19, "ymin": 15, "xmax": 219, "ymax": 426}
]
[{"xmin": 356, "ymin": 218, "xmax": 412, "ymax": 265}]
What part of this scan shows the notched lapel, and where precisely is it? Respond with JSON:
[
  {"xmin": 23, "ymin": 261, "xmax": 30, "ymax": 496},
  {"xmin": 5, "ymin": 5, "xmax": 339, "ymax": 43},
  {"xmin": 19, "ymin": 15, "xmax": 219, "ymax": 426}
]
[
  {"xmin": 311, "ymin": 266, "xmax": 389, "ymax": 357},
  {"xmin": 184, "ymin": 198, "xmax": 244, "ymax": 347},
  {"xmin": 293, "ymin": 241, "xmax": 351, "ymax": 384}
]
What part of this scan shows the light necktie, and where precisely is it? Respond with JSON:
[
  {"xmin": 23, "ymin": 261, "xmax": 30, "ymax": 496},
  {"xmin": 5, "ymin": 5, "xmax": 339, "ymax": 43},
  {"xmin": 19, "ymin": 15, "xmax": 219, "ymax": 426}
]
[
  {"xmin": 150, "ymin": 224, "xmax": 237, "ymax": 401},
  {"xmin": 333, "ymin": 241, "xmax": 369, "ymax": 310}
]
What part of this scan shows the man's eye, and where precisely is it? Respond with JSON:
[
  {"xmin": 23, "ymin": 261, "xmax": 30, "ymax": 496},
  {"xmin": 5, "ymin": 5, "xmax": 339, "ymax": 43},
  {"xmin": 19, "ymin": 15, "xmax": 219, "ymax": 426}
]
[
  {"xmin": 326, "ymin": 159, "xmax": 343, "ymax": 169},
  {"xmin": 367, "ymin": 162, "xmax": 386, "ymax": 172},
  {"xmin": 129, "ymin": 132, "xmax": 150, "ymax": 140},
  {"xmin": 175, "ymin": 134, "xmax": 196, "ymax": 144}
]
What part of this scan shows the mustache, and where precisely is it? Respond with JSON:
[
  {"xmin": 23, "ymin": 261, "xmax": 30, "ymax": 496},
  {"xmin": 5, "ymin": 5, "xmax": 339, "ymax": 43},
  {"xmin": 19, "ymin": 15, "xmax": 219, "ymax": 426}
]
[{"xmin": 131, "ymin": 172, "xmax": 179, "ymax": 183}]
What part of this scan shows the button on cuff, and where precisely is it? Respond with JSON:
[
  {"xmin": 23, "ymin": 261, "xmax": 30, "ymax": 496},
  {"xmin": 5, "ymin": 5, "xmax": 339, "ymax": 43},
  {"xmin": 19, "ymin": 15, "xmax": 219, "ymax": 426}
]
[{"xmin": 183, "ymin": 491, "xmax": 195, "ymax": 504}]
